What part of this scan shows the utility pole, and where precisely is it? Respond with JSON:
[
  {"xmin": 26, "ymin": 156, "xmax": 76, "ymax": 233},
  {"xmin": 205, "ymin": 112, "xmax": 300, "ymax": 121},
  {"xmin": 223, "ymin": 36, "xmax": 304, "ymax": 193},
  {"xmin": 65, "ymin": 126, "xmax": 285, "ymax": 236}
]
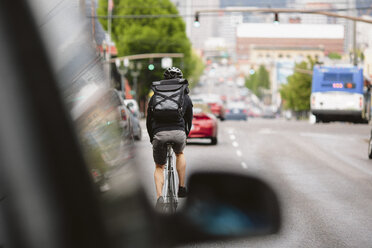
[
  {"xmin": 91, "ymin": 0, "xmax": 96, "ymax": 43},
  {"xmin": 130, "ymin": 62, "xmax": 142, "ymax": 103},
  {"xmin": 107, "ymin": 0, "xmax": 113, "ymax": 86},
  {"xmin": 353, "ymin": 20, "xmax": 358, "ymax": 66},
  {"xmin": 115, "ymin": 59, "xmax": 129, "ymax": 99}
]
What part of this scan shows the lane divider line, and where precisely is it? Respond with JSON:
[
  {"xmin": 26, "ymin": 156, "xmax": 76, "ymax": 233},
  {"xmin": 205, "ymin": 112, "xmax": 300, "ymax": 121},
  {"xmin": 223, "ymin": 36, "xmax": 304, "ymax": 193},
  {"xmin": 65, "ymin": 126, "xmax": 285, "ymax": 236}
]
[
  {"xmin": 232, "ymin": 141, "xmax": 239, "ymax": 147},
  {"xmin": 227, "ymin": 128, "xmax": 234, "ymax": 134},
  {"xmin": 236, "ymin": 150, "xmax": 242, "ymax": 157},
  {"xmin": 229, "ymin": 134, "xmax": 236, "ymax": 140}
]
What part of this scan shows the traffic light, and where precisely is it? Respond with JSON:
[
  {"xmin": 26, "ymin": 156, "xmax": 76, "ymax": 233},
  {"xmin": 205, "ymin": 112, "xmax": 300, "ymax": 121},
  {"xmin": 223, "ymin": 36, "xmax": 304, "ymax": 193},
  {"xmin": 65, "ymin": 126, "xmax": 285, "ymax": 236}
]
[
  {"xmin": 194, "ymin": 13, "xmax": 200, "ymax": 28},
  {"xmin": 274, "ymin": 13, "xmax": 279, "ymax": 25},
  {"xmin": 148, "ymin": 64, "xmax": 155, "ymax": 70}
]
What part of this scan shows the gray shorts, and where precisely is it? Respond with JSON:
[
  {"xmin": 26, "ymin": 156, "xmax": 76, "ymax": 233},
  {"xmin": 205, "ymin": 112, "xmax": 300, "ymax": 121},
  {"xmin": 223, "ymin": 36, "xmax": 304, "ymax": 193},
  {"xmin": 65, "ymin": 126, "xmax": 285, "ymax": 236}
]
[{"xmin": 152, "ymin": 130, "xmax": 186, "ymax": 165}]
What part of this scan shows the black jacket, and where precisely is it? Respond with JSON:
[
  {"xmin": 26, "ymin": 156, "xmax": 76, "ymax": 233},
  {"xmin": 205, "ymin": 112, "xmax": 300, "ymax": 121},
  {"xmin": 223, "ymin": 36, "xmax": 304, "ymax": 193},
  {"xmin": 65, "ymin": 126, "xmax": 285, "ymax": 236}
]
[{"xmin": 146, "ymin": 93, "xmax": 193, "ymax": 143}]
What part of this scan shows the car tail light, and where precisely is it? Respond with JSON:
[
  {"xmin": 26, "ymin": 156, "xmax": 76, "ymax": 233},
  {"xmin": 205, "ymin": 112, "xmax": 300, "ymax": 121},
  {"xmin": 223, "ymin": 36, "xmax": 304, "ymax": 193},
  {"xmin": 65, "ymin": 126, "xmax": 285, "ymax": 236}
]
[
  {"xmin": 360, "ymin": 97, "xmax": 363, "ymax": 108},
  {"xmin": 194, "ymin": 114, "xmax": 211, "ymax": 120},
  {"xmin": 225, "ymin": 109, "xmax": 230, "ymax": 113},
  {"xmin": 243, "ymin": 109, "xmax": 247, "ymax": 114},
  {"xmin": 311, "ymin": 96, "xmax": 315, "ymax": 106}
]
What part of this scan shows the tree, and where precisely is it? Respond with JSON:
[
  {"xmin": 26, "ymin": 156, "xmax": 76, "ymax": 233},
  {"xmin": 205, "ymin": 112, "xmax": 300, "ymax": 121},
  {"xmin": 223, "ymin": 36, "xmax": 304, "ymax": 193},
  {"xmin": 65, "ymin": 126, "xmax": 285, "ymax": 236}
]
[
  {"xmin": 328, "ymin": 52, "xmax": 342, "ymax": 60},
  {"xmin": 97, "ymin": 0, "xmax": 203, "ymax": 100},
  {"xmin": 257, "ymin": 65, "xmax": 270, "ymax": 90},
  {"xmin": 187, "ymin": 50, "xmax": 205, "ymax": 88},
  {"xmin": 245, "ymin": 65, "xmax": 270, "ymax": 98},
  {"xmin": 280, "ymin": 57, "xmax": 315, "ymax": 112},
  {"xmin": 245, "ymin": 71, "xmax": 257, "ymax": 95}
]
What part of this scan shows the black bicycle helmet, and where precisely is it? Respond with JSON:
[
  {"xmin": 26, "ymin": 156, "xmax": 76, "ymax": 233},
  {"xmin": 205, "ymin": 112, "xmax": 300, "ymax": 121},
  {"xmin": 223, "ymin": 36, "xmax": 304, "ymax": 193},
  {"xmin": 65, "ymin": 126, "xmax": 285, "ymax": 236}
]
[{"xmin": 163, "ymin": 67, "xmax": 183, "ymax": 79}]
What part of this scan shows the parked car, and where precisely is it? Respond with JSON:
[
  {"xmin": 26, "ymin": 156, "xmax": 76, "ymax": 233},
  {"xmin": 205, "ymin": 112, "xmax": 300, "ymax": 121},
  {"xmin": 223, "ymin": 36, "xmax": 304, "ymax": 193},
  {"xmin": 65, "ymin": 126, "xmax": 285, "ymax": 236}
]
[
  {"xmin": 114, "ymin": 90, "xmax": 135, "ymax": 141},
  {"xmin": 122, "ymin": 98, "xmax": 142, "ymax": 140},
  {"xmin": 188, "ymin": 104, "xmax": 218, "ymax": 145},
  {"xmin": 225, "ymin": 101, "xmax": 248, "ymax": 121},
  {"xmin": 128, "ymin": 110, "xmax": 142, "ymax": 141},
  {"xmin": 124, "ymin": 99, "xmax": 142, "ymax": 118},
  {"xmin": 73, "ymin": 89, "xmax": 135, "ymax": 182}
]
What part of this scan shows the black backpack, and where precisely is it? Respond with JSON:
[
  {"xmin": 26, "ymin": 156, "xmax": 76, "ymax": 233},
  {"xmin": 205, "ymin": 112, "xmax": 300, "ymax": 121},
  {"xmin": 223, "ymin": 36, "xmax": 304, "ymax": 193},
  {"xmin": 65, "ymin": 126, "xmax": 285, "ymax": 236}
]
[{"xmin": 151, "ymin": 78, "xmax": 189, "ymax": 122}]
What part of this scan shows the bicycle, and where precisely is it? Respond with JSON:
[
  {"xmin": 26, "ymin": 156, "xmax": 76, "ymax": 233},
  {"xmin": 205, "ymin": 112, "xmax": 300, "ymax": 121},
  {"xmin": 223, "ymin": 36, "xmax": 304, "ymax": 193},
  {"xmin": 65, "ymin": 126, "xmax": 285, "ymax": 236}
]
[{"xmin": 161, "ymin": 142, "xmax": 178, "ymax": 213}]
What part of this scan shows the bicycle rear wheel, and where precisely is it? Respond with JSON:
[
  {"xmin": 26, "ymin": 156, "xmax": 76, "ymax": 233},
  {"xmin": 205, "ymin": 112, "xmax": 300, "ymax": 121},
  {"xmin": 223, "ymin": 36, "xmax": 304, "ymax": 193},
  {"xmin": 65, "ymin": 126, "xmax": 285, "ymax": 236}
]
[
  {"xmin": 162, "ymin": 144, "xmax": 178, "ymax": 214},
  {"xmin": 167, "ymin": 170, "xmax": 177, "ymax": 214}
]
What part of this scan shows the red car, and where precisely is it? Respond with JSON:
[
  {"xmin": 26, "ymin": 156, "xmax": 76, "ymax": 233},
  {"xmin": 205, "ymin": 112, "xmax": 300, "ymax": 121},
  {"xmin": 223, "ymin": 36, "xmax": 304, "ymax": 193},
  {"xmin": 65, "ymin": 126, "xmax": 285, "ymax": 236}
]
[
  {"xmin": 190, "ymin": 95, "xmax": 225, "ymax": 121},
  {"xmin": 188, "ymin": 105, "xmax": 218, "ymax": 145},
  {"xmin": 208, "ymin": 102, "xmax": 225, "ymax": 121}
]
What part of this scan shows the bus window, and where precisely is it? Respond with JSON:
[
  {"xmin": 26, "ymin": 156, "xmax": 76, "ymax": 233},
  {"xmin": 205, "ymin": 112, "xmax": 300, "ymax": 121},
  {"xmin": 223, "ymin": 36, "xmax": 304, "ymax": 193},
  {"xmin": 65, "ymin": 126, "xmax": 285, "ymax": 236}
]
[
  {"xmin": 324, "ymin": 73, "xmax": 338, "ymax": 81},
  {"xmin": 339, "ymin": 73, "xmax": 353, "ymax": 82}
]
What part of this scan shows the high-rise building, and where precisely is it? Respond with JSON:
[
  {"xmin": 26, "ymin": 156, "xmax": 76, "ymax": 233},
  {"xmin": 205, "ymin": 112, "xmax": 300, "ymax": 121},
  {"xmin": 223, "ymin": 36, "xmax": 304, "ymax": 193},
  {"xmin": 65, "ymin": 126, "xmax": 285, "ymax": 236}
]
[
  {"xmin": 356, "ymin": 0, "xmax": 372, "ymax": 16},
  {"xmin": 219, "ymin": 0, "xmax": 287, "ymax": 33},
  {"xmin": 288, "ymin": 0, "xmax": 356, "ymax": 53},
  {"xmin": 236, "ymin": 23, "xmax": 344, "ymax": 60},
  {"xmin": 215, "ymin": 8, "xmax": 244, "ymax": 59},
  {"xmin": 170, "ymin": 0, "xmax": 219, "ymax": 51}
]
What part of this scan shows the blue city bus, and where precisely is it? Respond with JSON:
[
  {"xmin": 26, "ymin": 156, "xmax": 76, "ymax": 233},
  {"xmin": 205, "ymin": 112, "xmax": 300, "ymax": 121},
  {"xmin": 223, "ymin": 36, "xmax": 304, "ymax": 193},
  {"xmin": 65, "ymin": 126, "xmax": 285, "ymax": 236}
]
[{"xmin": 311, "ymin": 66, "xmax": 370, "ymax": 123}]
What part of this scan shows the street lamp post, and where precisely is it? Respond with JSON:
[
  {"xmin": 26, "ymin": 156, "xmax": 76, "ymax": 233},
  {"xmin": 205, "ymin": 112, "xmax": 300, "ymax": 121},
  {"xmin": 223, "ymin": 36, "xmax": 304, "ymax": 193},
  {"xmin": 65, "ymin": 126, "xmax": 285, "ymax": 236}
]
[
  {"xmin": 115, "ymin": 59, "xmax": 129, "ymax": 99},
  {"xmin": 129, "ymin": 62, "xmax": 142, "ymax": 102}
]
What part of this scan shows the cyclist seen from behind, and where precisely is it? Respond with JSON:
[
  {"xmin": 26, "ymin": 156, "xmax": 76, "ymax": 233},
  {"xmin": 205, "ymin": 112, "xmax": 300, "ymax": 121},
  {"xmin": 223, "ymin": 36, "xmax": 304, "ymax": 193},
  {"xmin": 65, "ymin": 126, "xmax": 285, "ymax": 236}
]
[{"xmin": 146, "ymin": 67, "xmax": 193, "ymax": 207}]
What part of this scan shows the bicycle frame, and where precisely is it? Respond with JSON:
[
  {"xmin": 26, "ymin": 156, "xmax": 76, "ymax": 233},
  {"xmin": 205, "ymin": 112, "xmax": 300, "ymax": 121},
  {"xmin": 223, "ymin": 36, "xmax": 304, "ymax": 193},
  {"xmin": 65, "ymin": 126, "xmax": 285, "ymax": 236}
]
[{"xmin": 163, "ymin": 143, "xmax": 178, "ymax": 213}]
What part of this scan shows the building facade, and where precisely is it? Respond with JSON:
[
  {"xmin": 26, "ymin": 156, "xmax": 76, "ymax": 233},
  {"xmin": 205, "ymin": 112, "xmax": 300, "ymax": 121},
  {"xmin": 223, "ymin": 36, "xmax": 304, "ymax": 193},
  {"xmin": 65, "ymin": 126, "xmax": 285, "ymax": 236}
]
[
  {"xmin": 236, "ymin": 23, "xmax": 344, "ymax": 61},
  {"xmin": 170, "ymin": 0, "xmax": 219, "ymax": 51},
  {"xmin": 250, "ymin": 46, "xmax": 324, "ymax": 64}
]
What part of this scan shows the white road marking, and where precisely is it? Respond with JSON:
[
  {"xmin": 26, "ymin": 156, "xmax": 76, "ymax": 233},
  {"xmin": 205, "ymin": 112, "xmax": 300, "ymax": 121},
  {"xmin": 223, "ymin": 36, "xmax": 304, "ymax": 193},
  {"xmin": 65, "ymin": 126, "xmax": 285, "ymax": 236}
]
[
  {"xmin": 241, "ymin": 162, "xmax": 247, "ymax": 169},
  {"xmin": 227, "ymin": 128, "xmax": 234, "ymax": 134},
  {"xmin": 236, "ymin": 150, "xmax": 242, "ymax": 157},
  {"xmin": 229, "ymin": 134, "xmax": 236, "ymax": 140},
  {"xmin": 259, "ymin": 128, "xmax": 273, "ymax": 134},
  {"xmin": 232, "ymin": 141, "xmax": 239, "ymax": 147},
  {"xmin": 300, "ymin": 132, "xmax": 355, "ymax": 141}
]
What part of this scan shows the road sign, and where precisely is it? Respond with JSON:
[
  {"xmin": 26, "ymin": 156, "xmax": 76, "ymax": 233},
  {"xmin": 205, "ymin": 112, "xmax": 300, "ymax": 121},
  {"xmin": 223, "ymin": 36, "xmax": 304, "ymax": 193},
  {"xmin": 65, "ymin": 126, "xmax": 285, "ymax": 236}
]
[{"xmin": 161, "ymin": 57, "xmax": 172, "ymax": 69}]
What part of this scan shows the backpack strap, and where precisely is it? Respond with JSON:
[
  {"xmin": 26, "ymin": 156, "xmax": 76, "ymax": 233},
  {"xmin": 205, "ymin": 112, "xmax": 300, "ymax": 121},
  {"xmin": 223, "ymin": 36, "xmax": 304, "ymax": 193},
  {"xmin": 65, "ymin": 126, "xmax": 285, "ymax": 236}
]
[{"xmin": 152, "ymin": 91, "xmax": 182, "ymax": 110}]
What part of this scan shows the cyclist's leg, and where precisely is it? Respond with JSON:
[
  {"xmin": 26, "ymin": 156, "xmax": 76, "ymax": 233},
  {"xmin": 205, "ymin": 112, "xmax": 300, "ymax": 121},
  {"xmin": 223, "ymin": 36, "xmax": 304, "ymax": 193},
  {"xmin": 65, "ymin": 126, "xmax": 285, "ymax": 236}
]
[
  {"xmin": 154, "ymin": 163, "xmax": 165, "ymax": 199},
  {"xmin": 172, "ymin": 130, "xmax": 187, "ymax": 188},
  {"xmin": 152, "ymin": 132, "xmax": 168, "ymax": 199},
  {"xmin": 175, "ymin": 152, "xmax": 186, "ymax": 187}
]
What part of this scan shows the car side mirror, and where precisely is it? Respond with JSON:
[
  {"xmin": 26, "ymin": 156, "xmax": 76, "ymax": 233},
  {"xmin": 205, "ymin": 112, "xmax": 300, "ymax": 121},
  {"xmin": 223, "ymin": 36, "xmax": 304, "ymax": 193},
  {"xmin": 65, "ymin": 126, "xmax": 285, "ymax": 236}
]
[
  {"xmin": 157, "ymin": 172, "xmax": 281, "ymax": 246},
  {"xmin": 127, "ymin": 102, "xmax": 134, "ymax": 109}
]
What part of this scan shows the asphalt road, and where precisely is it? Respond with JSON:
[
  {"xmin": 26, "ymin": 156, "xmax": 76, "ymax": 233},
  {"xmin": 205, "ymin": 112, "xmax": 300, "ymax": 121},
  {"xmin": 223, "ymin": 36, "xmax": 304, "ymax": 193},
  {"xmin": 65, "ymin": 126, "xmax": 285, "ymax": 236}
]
[
  {"xmin": 136, "ymin": 116, "xmax": 372, "ymax": 248},
  {"xmin": 135, "ymin": 71, "xmax": 372, "ymax": 247}
]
